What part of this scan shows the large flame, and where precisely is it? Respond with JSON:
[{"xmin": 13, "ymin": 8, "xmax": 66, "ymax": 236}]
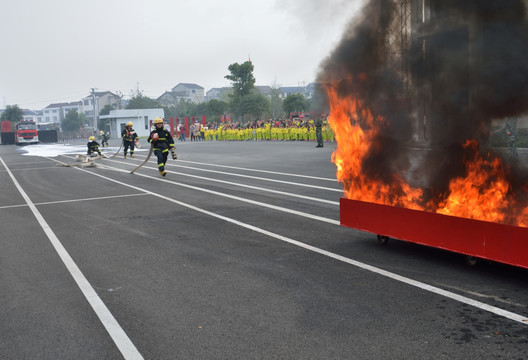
[
  {"xmin": 327, "ymin": 82, "xmax": 528, "ymax": 227},
  {"xmin": 327, "ymin": 85, "xmax": 424, "ymax": 210},
  {"xmin": 432, "ymin": 140, "xmax": 510, "ymax": 223}
]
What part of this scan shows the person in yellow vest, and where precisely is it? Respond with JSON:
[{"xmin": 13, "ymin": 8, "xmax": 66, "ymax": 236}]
[
  {"xmin": 278, "ymin": 126, "xmax": 285, "ymax": 141},
  {"xmin": 300, "ymin": 125, "xmax": 308, "ymax": 141},
  {"xmin": 245, "ymin": 127, "xmax": 251, "ymax": 140},
  {"xmin": 270, "ymin": 126, "xmax": 277, "ymax": 140},
  {"xmin": 309, "ymin": 123, "xmax": 316, "ymax": 141},
  {"xmin": 264, "ymin": 122, "xmax": 271, "ymax": 140}
]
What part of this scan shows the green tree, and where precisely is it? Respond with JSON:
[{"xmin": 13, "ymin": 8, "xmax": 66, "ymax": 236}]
[
  {"xmin": 238, "ymin": 92, "xmax": 270, "ymax": 121},
  {"xmin": 126, "ymin": 90, "xmax": 161, "ymax": 109},
  {"xmin": 99, "ymin": 104, "xmax": 113, "ymax": 116},
  {"xmin": 225, "ymin": 61, "xmax": 256, "ymax": 99},
  {"xmin": 0, "ymin": 105, "xmax": 23, "ymax": 123},
  {"xmin": 206, "ymin": 99, "xmax": 229, "ymax": 121},
  {"xmin": 97, "ymin": 105, "xmax": 113, "ymax": 131},
  {"xmin": 62, "ymin": 109, "xmax": 83, "ymax": 131},
  {"xmin": 174, "ymin": 99, "xmax": 198, "ymax": 117},
  {"xmin": 269, "ymin": 86, "xmax": 284, "ymax": 119},
  {"xmin": 195, "ymin": 102, "xmax": 208, "ymax": 118},
  {"xmin": 283, "ymin": 93, "xmax": 308, "ymax": 114},
  {"xmin": 163, "ymin": 106, "xmax": 178, "ymax": 119},
  {"xmin": 80, "ymin": 113, "xmax": 90, "ymax": 128}
]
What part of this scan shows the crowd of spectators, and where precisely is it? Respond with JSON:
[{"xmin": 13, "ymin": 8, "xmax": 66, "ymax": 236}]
[{"xmin": 181, "ymin": 118, "xmax": 335, "ymax": 142}]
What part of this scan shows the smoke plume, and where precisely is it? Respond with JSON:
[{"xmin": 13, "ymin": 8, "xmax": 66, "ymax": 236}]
[{"xmin": 317, "ymin": 0, "xmax": 528, "ymax": 208}]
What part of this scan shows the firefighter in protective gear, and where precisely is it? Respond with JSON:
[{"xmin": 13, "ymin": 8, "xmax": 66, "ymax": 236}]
[
  {"xmin": 122, "ymin": 122, "xmax": 138, "ymax": 158},
  {"xmin": 87, "ymin": 136, "xmax": 102, "ymax": 156},
  {"xmin": 99, "ymin": 130, "xmax": 109, "ymax": 147},
  {"xmin": 148, "ymin": 118, "xmax": 176, "ymax": 176}
]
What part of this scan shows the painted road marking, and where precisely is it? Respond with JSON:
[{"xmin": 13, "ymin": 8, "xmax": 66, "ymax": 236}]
[
  {"xmin": 63, "ymin": 162, "xmax": 528, "ymax": 326},
  {"xmin": 176, "ymin": 159, "xmax": 337, "ymax": 182},
  {"xmin": 129, "ymin": 154, "xmax": 341, "ymax": 192},
  {"xmin": 0, "ymin": 156, "xmax": 144, "ymax": 360},
  {"xmin": 0, "ymin": 193, "xmax": 148, "ymax": 210},
  {"xmin": 105, "ymin": 158, "xmax": 340, "ymax": 206}
]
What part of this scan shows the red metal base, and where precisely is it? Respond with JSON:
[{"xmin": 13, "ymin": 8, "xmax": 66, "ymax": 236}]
[{"xmin": 340, "ymin": 198, "xmax": 528, "ymax": 270}]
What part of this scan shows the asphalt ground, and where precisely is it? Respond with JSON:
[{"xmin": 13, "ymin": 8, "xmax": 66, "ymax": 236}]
[{"xmin": 0, "ymin": 139, "xmax": 527, "ymax": 360}]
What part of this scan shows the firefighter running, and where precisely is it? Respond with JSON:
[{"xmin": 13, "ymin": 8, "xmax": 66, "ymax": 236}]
[
  {"xmin": 148, "ymin": 118, "xmax": 177, "ymax": 176},
  {"xmin": 87, "ymin": 136, "xmax": 102, "ymax": 156},
  {"xmin": 122, "ymin": 122, "xmax": 139, "ymax": 158}
]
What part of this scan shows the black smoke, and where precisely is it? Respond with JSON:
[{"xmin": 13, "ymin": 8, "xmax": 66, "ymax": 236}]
[{"xmin": 317, "ymin": 0, "xmax": 528, "ymax": 211}]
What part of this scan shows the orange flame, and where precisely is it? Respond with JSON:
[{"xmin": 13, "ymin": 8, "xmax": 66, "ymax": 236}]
[
  {"xmin": 326, "ymin": 81, "xmax": 528, "ymax": 227},
  {"xmin": 327, "ymin": 85, "xmax": 424, "ymax": 210},
  {"xmin": 432, "ymin": 140, "xmax": 510, "ymax": 223}
]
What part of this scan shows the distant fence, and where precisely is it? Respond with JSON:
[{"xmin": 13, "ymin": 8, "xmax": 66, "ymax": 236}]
[
  {"xmin": 1, "ymin": 132, "xmax": 15, "ymax": 145},
  {"xmin": 38, "ymin": 130, "xmax": 58, "ymax": 143}
]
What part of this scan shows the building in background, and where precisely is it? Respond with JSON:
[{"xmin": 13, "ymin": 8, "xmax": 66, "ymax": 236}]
[
  {"xmin": 99, "ymin": 108, "xmax": 164, "ymax": 139},
  {"xmin": 158, "ymin": 83, "xmax": 205, "ymax": 106},
  {"xmin": 81, "ymin": 91, "xmax": 120, "ymax": 129}
]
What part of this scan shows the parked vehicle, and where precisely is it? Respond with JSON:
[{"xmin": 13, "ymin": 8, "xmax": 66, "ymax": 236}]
[{"xmin": 15, "ymin": 121, "xmax": 39, "ymax": 145}]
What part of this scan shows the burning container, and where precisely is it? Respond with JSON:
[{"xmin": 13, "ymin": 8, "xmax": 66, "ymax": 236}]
[
  {"xmin": 317, "ymin": 1, "xmax": 528, "ymax": 270},
  {"xmin": 340, "ymin": 198, "xmax": 528, "ymax": 269}
]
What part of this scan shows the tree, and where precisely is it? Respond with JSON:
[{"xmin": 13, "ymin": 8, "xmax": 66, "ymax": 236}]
[
  {"xmin": 99, "ymin": 104, "xmax": 113, "ymax": 116},
  {"xmin": 97, "ymin": 105, "xmax": 113, "ymax": 131},
  {"xmin": 225, "ymin": 61, "xmax": 256, "ymax": 99},
  {"xmin": 225, "ymin": 61, "xmax": 260, "ymax": 121},
  {"xmin": 283, "ymin": 93, "xmax": 308, "ymax": 114},
  {"xmin": 237, "ymin": 92, "xmax": 270, "ymax": 121},
  {"xmin": 173, "ymin": 99, "xmax": 198, "ymax": 117},
  {"xmin": 206, "ymin": 99, "xmax": 229, "ymax": 121},
  {"xmin": 114, "ymin": 90, "xmax": 124, "ymax": 109},
  {"xmin": 269, "ymin": 86, "xmax": 284, "ymax": 119},
  {"xmin": 80, "ymin": 113, "xmax": 90, "ymax": 128},
  {"xmin": 0, "ymin": 105, "xmax": 23, "ymax": 123},
  {"xmin": 195, "ymin": 102, "xmax": 208, "ymax": 118},
  {"xmin": 126, "ymin": 90, "xmax": 161, "ymax": 109},
  {"xmin": 62, "ymin": 109, "xmax": 83, "ymax": 131}
]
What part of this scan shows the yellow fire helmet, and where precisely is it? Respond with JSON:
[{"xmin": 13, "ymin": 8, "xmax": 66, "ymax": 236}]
[
  {"xmin": 100, "ymin": 130, "xmax": 104, "ymax": 134},
  {"xmin": 127, "ymin": 122, "xmax": 133, "ymax": 127},
  {"xmin": 89, "ymin": 136, "xmax": 95, "ymax": 141},
  {"xmin": 154, "ymin": 118, "xmax": 164, "ymax": 125}
]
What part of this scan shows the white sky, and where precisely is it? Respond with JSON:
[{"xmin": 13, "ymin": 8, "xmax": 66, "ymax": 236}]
[{"xmin": 1, "ymin": 0, "xmax": 363, "ymax": 110}]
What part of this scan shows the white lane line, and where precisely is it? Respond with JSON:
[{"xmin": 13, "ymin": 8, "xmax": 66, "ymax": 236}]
[
  {"xmin": 0, "ymin": 204, "xmax": 27, "ymax": 209},
  {"xmin": 106, "ymin": 158, "xmax": 339, "ymax": 206},
  {"xmin": 98, "ymin": 159, "xmax": 340, "ymax": 225},
  {"xmin": 2, "ymin": 166, "xmax": 59, "ymax": 172},
  {"xmin": 35, "ymin": 193, "xmax": 148, "ymax": 206},
  {"xmin": 0, "ymin": 193, "xmax": 148, "ymax": 210},
  {"xmin": 174, "ymin": 159, "xmax": 337, "ymax": 181},
  {"xmin": 128, "ymin": 155, "xmax": 341, "ymax": 192},
  {"xmin": 171, "ymin": 163, "xmax": 342, "ymax": 192},
  {"xmin": 171, "ymin": 164, "xmax": 342, "ymax": 192},
  {"xmin": 0, "ymin": 156, "xmax": 144, "ymax": 360},
  {"xmin": 66, "ymin": 164, "xmax": 528, "ymax": 326}
]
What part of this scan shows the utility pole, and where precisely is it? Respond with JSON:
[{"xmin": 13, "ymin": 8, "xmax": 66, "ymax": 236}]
[{"xmin": 91, "ymin": 88, "xmax": 97, "ymax": 131}]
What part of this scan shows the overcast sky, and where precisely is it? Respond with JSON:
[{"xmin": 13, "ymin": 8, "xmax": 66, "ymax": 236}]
[{"xmin": 1, "ymin": 0, "xmax": 363, "ymax": 110}]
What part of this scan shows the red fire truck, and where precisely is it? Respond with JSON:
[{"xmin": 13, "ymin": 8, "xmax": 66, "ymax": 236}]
[{"xmin": 15, "ymin": 121, "xmax": 39, "ymax": 145}]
